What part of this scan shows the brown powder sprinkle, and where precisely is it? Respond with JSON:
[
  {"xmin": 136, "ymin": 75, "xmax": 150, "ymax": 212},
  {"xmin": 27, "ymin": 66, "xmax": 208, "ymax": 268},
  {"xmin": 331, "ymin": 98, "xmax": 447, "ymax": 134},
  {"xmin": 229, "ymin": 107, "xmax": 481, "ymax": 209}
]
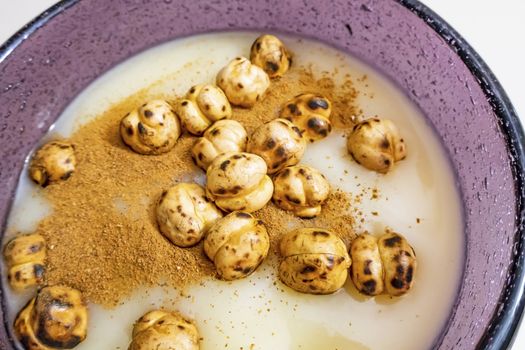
[
  {"xmin": 257, "ymin": 190, "xmax": 358, "ymax": 257},
  {"xmin": 232, "ymin": 66, "xmax": 361, "ymax": 133},
  {"xmin": 32, "ymin": 65, "xmax": 361, "ymax": 307}
]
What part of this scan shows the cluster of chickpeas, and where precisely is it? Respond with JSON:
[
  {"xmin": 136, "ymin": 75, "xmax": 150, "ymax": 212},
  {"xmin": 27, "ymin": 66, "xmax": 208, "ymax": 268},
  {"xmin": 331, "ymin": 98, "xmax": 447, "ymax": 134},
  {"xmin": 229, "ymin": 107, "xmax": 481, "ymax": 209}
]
[{"xmin": 4, "ymin": 34, "xmax": 415, "ymax": 350}]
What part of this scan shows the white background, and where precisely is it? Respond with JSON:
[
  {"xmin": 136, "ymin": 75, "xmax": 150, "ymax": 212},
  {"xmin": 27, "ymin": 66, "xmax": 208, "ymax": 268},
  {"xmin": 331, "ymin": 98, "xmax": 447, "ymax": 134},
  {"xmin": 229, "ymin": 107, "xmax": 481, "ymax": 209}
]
[{"xmin": 1, "ymin": 0, "xmax": 524, "ymax": 348}]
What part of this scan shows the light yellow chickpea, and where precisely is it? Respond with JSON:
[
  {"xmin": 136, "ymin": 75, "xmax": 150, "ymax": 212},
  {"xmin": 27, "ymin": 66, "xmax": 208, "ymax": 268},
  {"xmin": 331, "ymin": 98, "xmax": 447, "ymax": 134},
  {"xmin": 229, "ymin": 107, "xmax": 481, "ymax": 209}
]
[
  {"xmin": 272, "ymin": 165, "xmax": 330, "ymax": 218},
  {"xmin": 14, "ymin": 285, "xmax": 88, "ymax": 350},
  {"xmin": 175, "ymin": 84, "xmax": 232, "ymax": 136},
  {"xmin": 120, "ymin": 100, "xmax": 181, "ymax": 155},
  {"xmin": 129, "ymin": 310, "xmax": 200, "ymax": 350},
  {"xmin": 191, "ymin": 120, "xmax": 247, "ymax": 170},
  {"xmin": 279, "ymin": 228, "xmax": 351, "ymax": 294},
  {"xmin": 204, "ymin": 211, "xmax": 269, "ymax": 280},
  {"xmin": 250, "ymin": 34, "xmax": 291, "ymax": 78},
  {"xmin": 156, "ymin": 183, "xmax": 223, "ymax": 247},
  {"xmin": 29, "ymin": 141, "xmax": 75, "ymax": 187},
  {"xmin": 216, "ymin": 57, "xmax": 270, "ymax": 108},
  {"xmin": 378, "ymin": 231, "xmax": 417, "ymax": 296},
  {"xmin": 247, "ymin": 118, "xmax": 306, "ymax": 174},
  {"xmin": 349, "ymin": 230, "xmax": 417, "ymax": 296},
  {"xmin": 347, "ymin": 118, "xmax": 406, "ymax": 173},
  {"xmin": 349, "ymin": 233, "xmax": 384, "ymax": 296},
  {"xmin": 3, "ymin": 233, "xmax": 46, "ymax": 290},
  {"xmin": 206, "ymin": 152, "xmax": 273, "ymax": 213},
  {"xmin": 280, "ymin": 93, "xmax": 332, "ymax": 142}
]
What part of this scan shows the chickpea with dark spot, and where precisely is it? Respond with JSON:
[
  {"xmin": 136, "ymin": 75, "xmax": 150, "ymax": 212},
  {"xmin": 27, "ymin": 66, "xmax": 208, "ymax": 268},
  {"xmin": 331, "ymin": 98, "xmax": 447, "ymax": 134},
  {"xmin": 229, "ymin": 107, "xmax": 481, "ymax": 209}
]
[
  {"xmin": 347, "ymin": 118, "xmax": 407, "ymax": 173},
  {"xmin": 216, "ymin": 57, "xmax": 270, "ymax": 108},
  {"xmin": 280, "ymin": 93, "xmax": 332, "ymax": 142},
  {"xmin": 29, "ymin": 141, "xmax": 76, "ymax": 187},
  {"xmin": 14, "ymin": 285, "xmax": 88, "ymax": 350},
  {"xmin": 247, "ymin": 118, "xmax": 306, "ymax": 174},
  {"xmin": 176, "ymin": 84, "xmax": 232, "ymax": 136},
  {"xmin": 273, "ymin": 165, "xmax": 330, "ymax": 218},
  {"xmin": 350, "ymin": 230, "xmax": 417, "ymax": 296},
  {"xmin": 129, "ymin": 310, "xmax": 200, "ymax": 350},
  {"xmin": 3, "ymin": 233, "xmax": 46, "ymax": 290},
  {"xmin": 349, "ymin": 234, "xmax": 384, "ymax": 296},
  {"xmin": 120, "ymin": 100, "xmax": 181, "ymax": 155},
  {"xmin": 191, "ymin": 120, "xmax": 247, "ymax": 170},
  {"xmin": 250, "ymin": 34, "xmax": 291, "ymax": 78},
  {"xmin": 206, "ymin": 152, "xmax": 273, "ymax": 212},
  {"xmin": 204, "ymin": 211, "xmax": 269, "ymax": 280},
  {"xmin": 156, "ymin": 183, "xmax": 223, "ymax": 247},
  {"xmin": 279, "ymin": 228, "xmax": 351, "ymax": 294}
]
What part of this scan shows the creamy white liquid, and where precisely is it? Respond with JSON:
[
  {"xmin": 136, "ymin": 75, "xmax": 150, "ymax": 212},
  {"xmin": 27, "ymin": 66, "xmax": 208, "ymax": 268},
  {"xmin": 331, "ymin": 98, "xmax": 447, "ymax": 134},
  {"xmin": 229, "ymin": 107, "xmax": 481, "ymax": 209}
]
[{"xmin": 2, "ymin": 32, "xmax": 463, "ymax": 350}]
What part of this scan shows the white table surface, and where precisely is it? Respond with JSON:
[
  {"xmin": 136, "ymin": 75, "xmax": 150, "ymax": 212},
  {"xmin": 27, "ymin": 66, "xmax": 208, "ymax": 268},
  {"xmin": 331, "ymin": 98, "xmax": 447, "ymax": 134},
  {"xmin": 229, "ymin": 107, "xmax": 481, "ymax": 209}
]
[{"xmin": 1, "ymin": 0, "xmax": 524, "ymax": 349}]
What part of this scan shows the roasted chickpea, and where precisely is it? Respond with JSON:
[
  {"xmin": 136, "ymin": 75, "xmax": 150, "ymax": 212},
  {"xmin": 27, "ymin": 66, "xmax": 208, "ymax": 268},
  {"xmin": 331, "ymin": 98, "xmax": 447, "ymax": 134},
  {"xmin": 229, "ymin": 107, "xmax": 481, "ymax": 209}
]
[
  {"xmin": 29, "ymin": 141, "xmax": 75, "ymax": 187},
  {"xmin": 347, "ymin": 118, "xmax": 407, "ymax": 173},
  {"xmin": 280, "ymin": 93, "xmax": 332, "ymax": 142},
  {"xmin": 272, "ymin": 165, "xmax": 330, "ymax": 218},
  {"xmin": 349, "ymin": 234, "xmax": 384, "ymax": 296},
  {"xmin": 191, "ymin": 120, "xmax": 247, "ymax": 170},
  {"xmin": 247, "ymin": 118, "xmax": 306, "ymax": 174},
  {"xmin": 204, "ymin": 211, "xmax": 269, "ymax": 280},
  {"xmin": 350, "ymin": 231, "xmax": 416, "ymax": 296},
  {"xmin": 206, "ymin": 152, "xmax": 273, "ymax": 213},
  {"xmin": 129, "ymin": 310, "xmax": 200, "ymax": 350},
  {"xmin": 3, "ymin": 234, "xmax": 46, "ymax": 290},
  {"xmin": 250, "ymin": 34, "xmax": 291, "ymax": 78},
  {"xmin": 176, "ymin": 84, "xmax": 232, "ymax": 136},
  {"xmin": 378, "ymin": 231, "xmax": 417, "ymax": 296},
  {"xmin": 14, "ymin": 285, "xmax": 88, "ymax": 350},
  {"xmin": 279, "ymin": 228, "xmax": 351, "ymax": 294},
  {"xmin": 156, "ymin": 183, "xmax": 223, "ymax": 247},
  {"xmin": 120, "ymin": 100, "xmax": 181, "ymax": 155},
  {"xmin": 216, "ymin": 56, "xmax": 270, "ymax": 108}
]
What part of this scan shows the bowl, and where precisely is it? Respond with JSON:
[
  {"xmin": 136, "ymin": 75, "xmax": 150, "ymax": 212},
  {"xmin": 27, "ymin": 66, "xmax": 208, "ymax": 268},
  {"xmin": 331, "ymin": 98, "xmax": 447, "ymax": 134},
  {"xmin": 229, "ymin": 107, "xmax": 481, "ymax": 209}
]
[{"xmin": 0, "ymin": 0, "xmax": 523, "ymax": 349}]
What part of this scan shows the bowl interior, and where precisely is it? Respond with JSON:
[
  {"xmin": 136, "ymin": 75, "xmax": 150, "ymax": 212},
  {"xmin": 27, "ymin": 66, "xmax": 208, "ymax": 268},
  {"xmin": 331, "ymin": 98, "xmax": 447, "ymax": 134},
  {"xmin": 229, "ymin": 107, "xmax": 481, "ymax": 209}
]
[{"xmin": 0, "ymin": 0, "xmax": 522, "ymax": 349}]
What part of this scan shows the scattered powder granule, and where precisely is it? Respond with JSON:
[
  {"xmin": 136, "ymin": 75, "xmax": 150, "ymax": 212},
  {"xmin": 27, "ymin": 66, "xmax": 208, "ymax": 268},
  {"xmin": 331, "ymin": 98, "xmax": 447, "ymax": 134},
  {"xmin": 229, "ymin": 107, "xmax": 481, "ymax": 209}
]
[{"xmin": 32, "ymin": 65, "xmax": 361, "ymax": 307}]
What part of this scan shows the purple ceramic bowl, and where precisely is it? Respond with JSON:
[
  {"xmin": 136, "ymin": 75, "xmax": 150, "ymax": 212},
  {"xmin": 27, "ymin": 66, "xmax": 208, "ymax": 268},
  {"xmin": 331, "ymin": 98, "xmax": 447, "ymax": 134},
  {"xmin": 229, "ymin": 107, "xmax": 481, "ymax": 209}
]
[{"xmin": 1, "ymin": 0, "xmax": 523, "ymax": 349}]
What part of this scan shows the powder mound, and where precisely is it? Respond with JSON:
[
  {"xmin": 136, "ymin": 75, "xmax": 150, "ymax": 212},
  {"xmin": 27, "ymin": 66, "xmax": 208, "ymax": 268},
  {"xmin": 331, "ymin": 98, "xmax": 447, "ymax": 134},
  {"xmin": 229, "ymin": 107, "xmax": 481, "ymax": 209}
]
[{"xmin": 35, "ymin": 66, "xmax": 361, "ymax": 307}]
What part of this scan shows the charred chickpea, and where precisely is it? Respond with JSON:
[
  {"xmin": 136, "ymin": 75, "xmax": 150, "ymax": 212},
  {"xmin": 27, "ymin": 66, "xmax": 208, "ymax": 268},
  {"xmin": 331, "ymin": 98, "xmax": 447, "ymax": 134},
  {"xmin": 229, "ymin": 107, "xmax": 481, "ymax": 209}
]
[
  {"xmin": 250, "ymin": 34, "xmax": 291, "ymax": 78},
  {"xmin": 216, "ymin": 56, "xmax": 270, "ymax": 108},
  {"xmin": 204, "ymin": 211, "xmax": 269, "ymax": 280},
  {"xmin": 3, "ymin": 234, "xmax": 46, "ymax": 290},
  {"xmin": 129, "ymin": 310, "xmax": 200, "ymax": 350},
  {"xmin": 206, "ymin": 152, "xmax": 273, "ymax": 213},
  {"xmin": 175, "ymin": 84, "xmax": 232, "ymax": 136},
  {"xmin": 349, "ymin": 233, "xmax": 384, "ymax": 296},
  {"xmin": 156, "ymin": 183, "xmax": 223, "ymax": 247},
  {"xmin": 272, "ymin": 165, "xmax": 330, "ymax": 218},
  {"xmin": 347, "ymin": 118, "xmax": 407, "ymax": 173},
  {"xmin": 280, "ymin": 93, "xmax": 332, "ymax": 142},
  {"xmin": 120, "ymin": 100, "xmax": 181, "ymax": 155},
  {"xmin": 14, "ymin": 285, "xmax": 88, "ymax": 350},
  {"xmin": 191, "ymin": 120, "xmax": 248, "ymax": 170},
  {"xmin": 247, "ymin": 118, "xmax": 306, "ymax": 174},
  {"xmin": 29, "ymin": 141, "xmax": 75, "ymax": 187},
  {"xmin": 378, "ymin": 231, "xmax": 417, "ymax": 296},
  {"xmin": 350, "ymin": 231, "xmax": 417, "ymax": 296},
  {"xmin": 279, "ymin": 228, "xmax": 351, "ymax": 294}
]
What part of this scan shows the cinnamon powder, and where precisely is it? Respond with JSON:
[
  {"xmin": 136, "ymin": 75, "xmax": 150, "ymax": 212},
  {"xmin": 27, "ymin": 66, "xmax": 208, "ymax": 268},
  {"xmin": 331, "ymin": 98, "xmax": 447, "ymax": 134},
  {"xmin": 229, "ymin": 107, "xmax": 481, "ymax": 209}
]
[{"xmin": 35, "ymin": 66, "xmax": 361, "ymax": 307}]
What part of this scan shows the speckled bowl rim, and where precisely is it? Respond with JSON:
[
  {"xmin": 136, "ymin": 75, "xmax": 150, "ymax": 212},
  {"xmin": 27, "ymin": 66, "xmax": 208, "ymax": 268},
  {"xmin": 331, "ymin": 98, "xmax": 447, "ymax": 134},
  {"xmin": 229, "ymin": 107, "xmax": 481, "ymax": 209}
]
[
  {"xmin": 0, "ymin": 0, "xmax": 524, "ymax": 349},
  {"xmin": 398, "ymin": 2, "xmax": 525, "ymax": 349}
]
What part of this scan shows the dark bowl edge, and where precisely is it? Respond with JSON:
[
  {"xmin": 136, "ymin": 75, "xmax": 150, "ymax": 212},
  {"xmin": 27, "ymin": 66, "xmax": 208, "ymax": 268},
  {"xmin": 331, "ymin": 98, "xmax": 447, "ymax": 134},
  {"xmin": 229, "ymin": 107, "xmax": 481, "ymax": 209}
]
[{"xmin": 0, "ymin": 0, "xmax": 79, "ymax": 63}]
